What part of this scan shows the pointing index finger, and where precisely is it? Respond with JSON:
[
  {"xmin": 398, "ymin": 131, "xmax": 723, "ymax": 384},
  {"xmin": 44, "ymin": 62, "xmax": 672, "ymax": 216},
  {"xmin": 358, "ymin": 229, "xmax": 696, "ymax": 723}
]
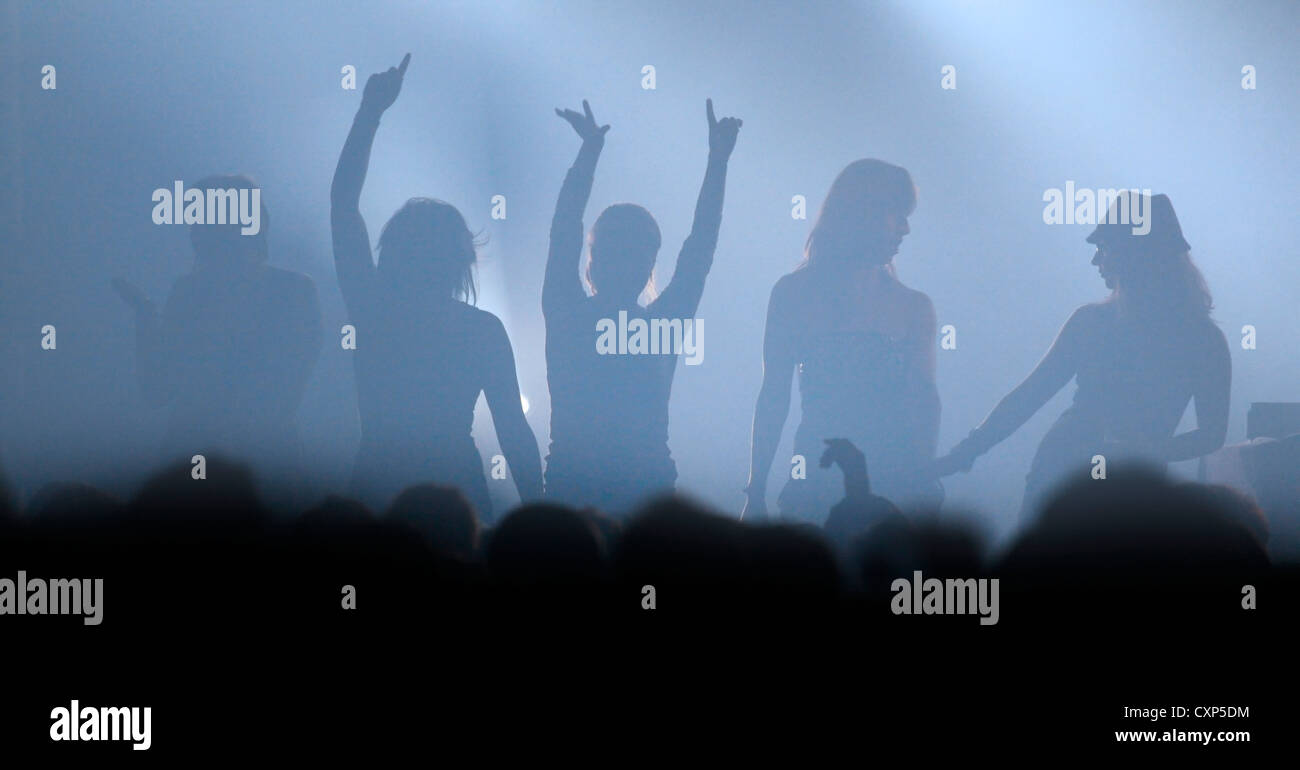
[
  {"xmin": 707, "ymin": 98, "xmax": 716, "ymax": 126},
  {"xmin": 398, "ymin": 53, "xmax": 411, "ymax": 76}
]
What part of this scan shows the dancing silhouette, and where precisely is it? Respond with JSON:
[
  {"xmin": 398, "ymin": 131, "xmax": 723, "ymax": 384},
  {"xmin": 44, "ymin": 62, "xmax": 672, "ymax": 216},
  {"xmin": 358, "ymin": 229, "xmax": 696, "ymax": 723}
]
[
  {"xmin": 330, "ymin": 54, "xmax": 543, "ymax": 514},
  {"xmin": 744, "ymin": 160, "xmax": 941, "ymax": 522},
  {"xmin": 542, "ymin": 99, "xmax": 741, "ymax": 514},
  {"xmin": 933, "ymin": 192, "xmax": 1230, "ymax": 519},
  {"xmin": 114, "ymin": 173, "xmax": 322, "ymax": 503}
]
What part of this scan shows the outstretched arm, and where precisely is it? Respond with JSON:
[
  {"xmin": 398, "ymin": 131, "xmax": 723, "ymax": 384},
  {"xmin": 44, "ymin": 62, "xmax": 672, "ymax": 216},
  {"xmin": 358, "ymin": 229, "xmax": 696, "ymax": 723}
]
[
  {"xmin": 656, "ymin": 99, "xmax": 742, "ymax": 316},
  {"xmin": 330, "ymin": 53, "xmax": 409, "ymax": 316},
  {"xmin": 544, "ymin": 100, "xmax": 609, "ymax": 315},
  {"xmin": 742, "ymin": 280, "xmax": 797, "ymax": 520},
  {"xmin": 934, "ymin": 305, "xmax": 1089, "ymax": 476},
  {"xmin": 482, "ymin": 316, "xmax": 544, "ymax": 501}
]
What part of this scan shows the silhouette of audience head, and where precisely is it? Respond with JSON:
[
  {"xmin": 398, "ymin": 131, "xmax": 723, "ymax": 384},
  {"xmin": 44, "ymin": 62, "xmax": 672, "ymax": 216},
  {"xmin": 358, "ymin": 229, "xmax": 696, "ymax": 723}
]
[
  {"xmin": 744, "ymin": 522, "xmax": 841, "ymax": 608},
  {"xmin": 377, "ymin": 197, "xmax": 478, "ymax": 302},
  {"xmin": 805, "ymin": 159, "xmax": 916, "ymax": 269},
  {"xmin": 1006, "ymin": 469, "xmax": 1268, "ymax": 576},
  {"xmin": 576, "ymin": 506, "xmax": 622, "ymax": 551},
  {"xmin": 386, "ymin": 483, "xmax": 479, "ymax": 561},
  {"xmin": 1086, "ymin": 192, "xmax": 1210, "ymax": 317},
  {"xmin": 130, "ymin": 456, "xmax": 267, "ymax": 529},
  {"xmin": 27, "ymin": 482, "xmax": 123, "ymax": 523},
  {"xmin": 824, "ymin": 492, "xmax": 901, "ymax": 552},
  {"xmin": 587, "ymin": 203, "xmax": 661, "ymax": 302},
  {"xmin": 993, "ymin": 471, "xmax": 1269, "ymax": 626},
  {"xmin": 617, "ymin": 495, "xmax": 750, "ymax": 610},
  {"xmin": 188, "ymin": 173, "xmax": 269, "ymax": 270},
  {"xmin": 485, "ymin": 503, "xmax": 606, "ymax": 586},
  {"xmin": 854, "ymin": 514, "xmax": 984, "ymax": 591},
  {"xmin": 297, "ymin": 494, "xmax": 375, "ymax": 533},
  {"xmin": 1178, "ymin": 482, "xmax": 1269, "ymax": 552}
]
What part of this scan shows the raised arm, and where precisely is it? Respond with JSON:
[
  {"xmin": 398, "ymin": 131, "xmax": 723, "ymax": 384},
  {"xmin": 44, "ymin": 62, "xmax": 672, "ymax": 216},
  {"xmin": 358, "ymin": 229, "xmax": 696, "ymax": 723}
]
[
  {"xmin": 330, "ymin": 53, "xmax": 409, "ymax": 316},
  {"xmin": 481, "ymin": 315, "xmax": 544, "ymax": 502},
  {"xmin": 934, "ymin": 305, "xmax": 1090, "ymax": 477},
  {"xmin": 544, "ymin": 100, "xmax": 609, "ymax": 315},
  {"xmin": 820, "ymin": 438, "xmax": 872, "ymax": 502},
  {"xmin": 655, "ymin": 99, "xmax": 742, "ymax": 317},
  {"xmin": 742, "ymin": 279, "xmax": 798, "ymax": 520}
]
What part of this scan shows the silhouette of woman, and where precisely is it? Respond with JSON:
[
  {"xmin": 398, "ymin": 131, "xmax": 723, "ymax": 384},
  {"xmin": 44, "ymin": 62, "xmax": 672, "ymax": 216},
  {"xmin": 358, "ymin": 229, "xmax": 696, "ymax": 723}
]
[
  {"xmin": 933, "ymin": 193, "xmax": 1230, "ymax": 519},
  {"xmin": 743, "ymin": 159, "xmax": 942, "ymax": 523},
  {"xmin": 330, "ymin": 54, "xmax": 542, "ymax": 514},
  {"xmin": 543, "ymin": 99, "xmax": 741, "ymax": 514},
  {"xmin": 114, "ymin": 173, "xmax": 322, "ymax": 508}
]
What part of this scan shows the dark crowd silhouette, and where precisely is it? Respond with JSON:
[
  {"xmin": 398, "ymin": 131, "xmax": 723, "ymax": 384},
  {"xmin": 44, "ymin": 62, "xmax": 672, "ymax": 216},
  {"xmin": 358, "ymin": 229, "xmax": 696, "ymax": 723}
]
[{"xmin": 0, "ymin": 447, "xmax": 1279, "ymax": 633}]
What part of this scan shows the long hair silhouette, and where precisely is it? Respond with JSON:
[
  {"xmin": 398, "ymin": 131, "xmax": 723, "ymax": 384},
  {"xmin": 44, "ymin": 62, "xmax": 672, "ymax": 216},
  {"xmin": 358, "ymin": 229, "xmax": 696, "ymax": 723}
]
[
  {"xmin": 935, "ymin": 192, "xmax": 1230, "ymax": 520},
  {"xmin": 329, "ymin": 54, "xmax": 542, "ymax": 515},
  {"xmin": 745, "ymin": 158, "xmax": 942, "ymax": 523}
]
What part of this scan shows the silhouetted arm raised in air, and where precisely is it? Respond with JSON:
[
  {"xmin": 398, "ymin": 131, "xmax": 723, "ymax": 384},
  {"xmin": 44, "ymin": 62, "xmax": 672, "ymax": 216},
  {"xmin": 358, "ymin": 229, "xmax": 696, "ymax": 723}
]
[
  {"xmin": 821, "ymin": 438, "xmax": 872, "ymax": 502},
  {"xmin": 331, "ymin": 53, "xmax": 409, "ymax": 317},
  {"xmin": 933, "ymin": 304, "xmax": 1090, "ymax": 476},
  {"xmin": 742, "ymin": 278, "xmax": 798, "ymax": 520},
  {"xmin": 482, "ymin": 314, "xmax": 544, "ymax": 501},
  {"xmin": 655, "ymin": 99, "xmax": 742, "ymax": 317},
  {"xmin": 544, "ymin": 100, "xmax": 609, "ymax": 316}
]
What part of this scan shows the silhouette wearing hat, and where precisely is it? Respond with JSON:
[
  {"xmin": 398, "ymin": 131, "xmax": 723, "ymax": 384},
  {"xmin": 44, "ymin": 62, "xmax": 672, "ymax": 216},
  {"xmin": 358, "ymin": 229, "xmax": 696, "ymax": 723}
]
[{"xmin": 932, "ymin": 193, "xmax": 1230, "ymax": 519}]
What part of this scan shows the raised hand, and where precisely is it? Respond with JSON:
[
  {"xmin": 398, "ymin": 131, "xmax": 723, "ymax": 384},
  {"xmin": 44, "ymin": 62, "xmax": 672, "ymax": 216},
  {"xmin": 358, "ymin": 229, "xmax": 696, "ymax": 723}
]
[
  {"xmin": 361, "ymin": 53, "xmax": 410, "ymax": 115},
  {"xmin": 929, "ymin": 448, "xmax": 976, "ymax": 479},
  {"xmin": 820, "ymin": 437, "xmax": 872, "ymax": 498},
  {"xmin": 819, "ymin": 437, "xmax": 867, "ymax": 477},
  {"xmin": 555, "ymin": 99, "xmax": 610, "ymax": 143},
  {"xmin": 706, "ymin": 98, "xmax": 742, "ymax": 159},
  {"xmin": 823, "ymin": 438, "xmax": 897, "ymax": 501}
]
